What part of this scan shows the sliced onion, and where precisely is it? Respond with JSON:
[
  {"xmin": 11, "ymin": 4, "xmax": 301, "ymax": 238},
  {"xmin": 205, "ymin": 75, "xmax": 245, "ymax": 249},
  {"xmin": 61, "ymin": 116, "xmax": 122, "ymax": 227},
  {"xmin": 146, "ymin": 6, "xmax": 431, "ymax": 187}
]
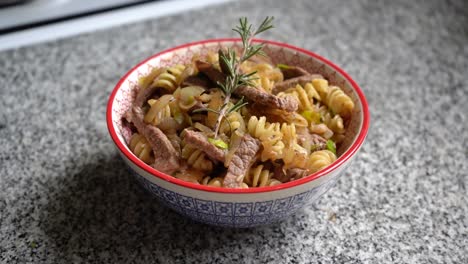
[
  {"xmin": 178, "ymin": 86, "xmax": 205, "ymax": 110},
  {"xmin": 194, "ymin": 122, "xmax": 214, "ymax": 134},
  {"xmin": 225, "ymin": 130, "xmax": 243, "ymax": 167}
]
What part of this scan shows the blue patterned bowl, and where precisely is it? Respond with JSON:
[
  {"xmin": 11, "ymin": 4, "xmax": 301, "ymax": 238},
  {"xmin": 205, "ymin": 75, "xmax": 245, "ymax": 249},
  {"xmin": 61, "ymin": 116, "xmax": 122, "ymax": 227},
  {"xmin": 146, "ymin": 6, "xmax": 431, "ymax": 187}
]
[{"xmin": 107, "ymin": 39, "xmax": 369, "ymax": 227}]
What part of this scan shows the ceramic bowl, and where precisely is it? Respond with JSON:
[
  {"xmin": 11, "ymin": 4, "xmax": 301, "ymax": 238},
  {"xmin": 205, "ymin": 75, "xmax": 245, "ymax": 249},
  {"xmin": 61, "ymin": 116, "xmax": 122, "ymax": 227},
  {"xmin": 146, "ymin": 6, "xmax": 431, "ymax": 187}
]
[{"xmin": 106, "ymin": 38, "xmax": 369, "ymax": 227}]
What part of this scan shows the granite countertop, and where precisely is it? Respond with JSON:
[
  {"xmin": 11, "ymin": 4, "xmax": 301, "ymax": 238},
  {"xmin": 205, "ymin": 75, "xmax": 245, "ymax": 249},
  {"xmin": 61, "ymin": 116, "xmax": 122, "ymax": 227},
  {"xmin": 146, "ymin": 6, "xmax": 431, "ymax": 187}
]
[{"xmin": 1, "ymin": 0, "xmax": 467, "ymax": 263}]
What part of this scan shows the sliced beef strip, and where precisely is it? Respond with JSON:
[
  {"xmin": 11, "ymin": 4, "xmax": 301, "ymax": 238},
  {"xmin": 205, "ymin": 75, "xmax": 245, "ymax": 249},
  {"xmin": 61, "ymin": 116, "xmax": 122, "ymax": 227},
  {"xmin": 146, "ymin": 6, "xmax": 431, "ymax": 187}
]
[
  {"xmin": 144, "ymin": 125, "xmax": 181, "ymax": 174},
  {"xmin": 279, "ymin": 65, "xmax": 311, "ymax": 79},
  {"xmin": 286, "ymin": 168, "xmax": 310, "ymax": 180},
  {"xmin": 273, "ymin": 166, "xmax": 310, "ymax": 182},
  {"xmin": 195, "ymin": 60, "xmax": 225, "ymax": 84},
  {"xmin": 272, "ymin": 74, "xmax": 324, "ymax": 94},
  {"xmin": 195, "ymin": 60, "xmax": 298, "ymax": 112},
  {"xmin": 128, "ymin": 85, "xmax": 181, "ymax": 174},
  {"xmin": 182, "ymin": 75, "xmax": 213, "ymax": 88},
  {"xmin": 235, "ymin": 86, "xmax": 298, "ymax": 112},
  {"xmin": 183, "ymin": 129, "xmax": 226, "ymax": 162},
  {"xmin": 297, "ymin": 130, "xmax": 327, "ymax": 151},
  {"xmin": 223, "ymin": 134, "xmax": 261, "ymax": 188}
]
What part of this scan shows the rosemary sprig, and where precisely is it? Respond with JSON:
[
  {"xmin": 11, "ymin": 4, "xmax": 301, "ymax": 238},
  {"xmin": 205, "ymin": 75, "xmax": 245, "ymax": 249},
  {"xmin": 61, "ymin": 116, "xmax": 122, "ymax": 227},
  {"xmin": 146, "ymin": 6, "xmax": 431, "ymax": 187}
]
[{"xmin": 206, "ymin": 16, "xmax": 274, "ymax": 138}]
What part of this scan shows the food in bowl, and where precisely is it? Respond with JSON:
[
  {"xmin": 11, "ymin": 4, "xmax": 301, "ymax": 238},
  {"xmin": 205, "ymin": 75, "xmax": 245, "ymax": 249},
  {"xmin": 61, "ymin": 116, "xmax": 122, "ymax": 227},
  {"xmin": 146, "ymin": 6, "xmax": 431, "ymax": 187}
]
[
  {"xmin": 107, "ymin": 30, "xmax": 368, "ymax": 226},
  {"xmin": 123, "ymin": 17, "xmax": 354, "ymax": 189}
]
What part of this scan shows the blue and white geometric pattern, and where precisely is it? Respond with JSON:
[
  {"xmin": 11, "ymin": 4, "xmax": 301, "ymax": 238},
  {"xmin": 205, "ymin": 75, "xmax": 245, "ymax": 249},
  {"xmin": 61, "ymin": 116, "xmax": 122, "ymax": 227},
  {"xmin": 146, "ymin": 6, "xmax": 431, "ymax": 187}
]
[{"xmin": 130, "ymin": 168, "xmax": 338, "ymax": 227}]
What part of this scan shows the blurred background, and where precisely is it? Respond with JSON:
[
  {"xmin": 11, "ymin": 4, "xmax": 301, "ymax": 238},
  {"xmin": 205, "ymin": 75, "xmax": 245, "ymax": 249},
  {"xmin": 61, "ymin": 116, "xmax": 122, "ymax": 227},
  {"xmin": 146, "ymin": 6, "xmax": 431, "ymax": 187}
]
[{"xmin": 0, "ymin": 0, "xmax": 231, "ymax": 51}]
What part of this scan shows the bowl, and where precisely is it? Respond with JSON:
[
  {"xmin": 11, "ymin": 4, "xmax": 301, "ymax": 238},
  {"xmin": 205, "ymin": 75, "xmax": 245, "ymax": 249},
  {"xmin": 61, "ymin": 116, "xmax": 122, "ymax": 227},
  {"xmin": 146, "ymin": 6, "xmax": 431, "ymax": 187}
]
[{"xmin": 106, "ymin": 38, "xmax": 369, "ymax": 227}]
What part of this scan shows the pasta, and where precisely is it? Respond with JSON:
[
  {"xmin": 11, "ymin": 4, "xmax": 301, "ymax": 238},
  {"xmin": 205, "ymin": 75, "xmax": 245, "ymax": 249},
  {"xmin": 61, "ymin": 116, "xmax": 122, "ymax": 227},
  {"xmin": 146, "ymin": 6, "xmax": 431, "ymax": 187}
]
[
  {"xmin": 129, "ymin": 133, "xmax": 154, "ymax": 164},
  {"xmin": 181, "ymin": 143, "xmax": 213, "ymax": 172},
  {"xmin": 244, "ymin": 164, "xmax": 281, "ymax": 187},
  {"xmin": 125, "ymin": 51, "xmax": 354, "ymax": 188},
  {"xmin": 151, "ymin": 64, "xmax": 186, "ymax": 92}
]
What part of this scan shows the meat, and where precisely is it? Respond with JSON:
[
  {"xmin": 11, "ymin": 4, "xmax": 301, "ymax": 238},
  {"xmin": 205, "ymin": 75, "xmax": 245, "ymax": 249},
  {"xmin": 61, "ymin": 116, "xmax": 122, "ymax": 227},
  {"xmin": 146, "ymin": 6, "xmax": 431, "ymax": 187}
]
[
  {"xmin": 273, "ymin": 166, "xmax": 309, "ymax": 182},
  {"xmin": 223, "ymin": 134, "xmax": 261, "ymax": 188},
  {"xmin": 272, "ymin": 74, "xmax": 324, "ymax": 94},
  {"xmin": 182, "ymin": 75, "xmax": 213, "ymax": 88},
  {"xmin": 195, "ymin": 60, "xmax": 298, "ymax": 112},
  {"xmin": 195, "ymin": 60, "xmax": 225, "ymax": 84},
  {"xmin": 128, "ymin": 85, "xmax": 181, "ymax": 174},
  {"xmin": 279, "ymin": 65, "xmax": 311, "ymax": 79},
  {"xmin": 144, "ymin": 125, "xmax": 181, "ymax": 174},
  {"xmin": 297, "ymin": 129, "xmax": 327, "ymax": 151},
  {"xmin": 235, "ymin": 86, "xmax": 298, "ymax": 112},
  {"xmin": 183, "ymin": 129, "xmax": 226, "ymax": 162}
]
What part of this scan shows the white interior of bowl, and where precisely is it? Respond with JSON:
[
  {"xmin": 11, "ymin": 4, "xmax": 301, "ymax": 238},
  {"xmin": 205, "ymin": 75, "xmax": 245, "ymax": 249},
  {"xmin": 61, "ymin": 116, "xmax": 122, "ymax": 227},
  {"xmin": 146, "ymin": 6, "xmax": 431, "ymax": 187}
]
[{"xmin": 111, "ymin": 40, "xmax": 364, "ymax": 162}]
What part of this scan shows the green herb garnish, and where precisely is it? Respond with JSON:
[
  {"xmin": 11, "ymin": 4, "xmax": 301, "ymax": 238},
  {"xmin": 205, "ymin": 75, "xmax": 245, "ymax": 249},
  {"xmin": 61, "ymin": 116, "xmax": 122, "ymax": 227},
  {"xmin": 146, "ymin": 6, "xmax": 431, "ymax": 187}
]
[
  {"xmin": 208, "ymin": 138, "xmax": 229, "ymax": 149},
  {"xmin": 326, "ymin": 139, "xmax": 336, "ymax": 155},
  {"xmin": 198, "ymin": 17, "xmax": 274, "ymax": 138},
  {"xmin": 277, "ymin": 63, "xmax": 292, "ymax": 70}
]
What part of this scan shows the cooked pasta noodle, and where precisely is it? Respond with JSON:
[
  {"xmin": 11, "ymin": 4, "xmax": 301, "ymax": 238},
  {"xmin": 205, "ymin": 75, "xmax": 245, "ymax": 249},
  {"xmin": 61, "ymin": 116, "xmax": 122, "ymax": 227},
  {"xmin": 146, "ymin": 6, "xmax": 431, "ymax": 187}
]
[
  {"xmin": 244, "ymin": 164, "xmax": 280, "ymax": 187},
  {"xmin": 181, "ymin": 142, "xmax": 213, "ymax": 171},
  {"xmin": 129, "ymin": 133, "xmax": 154, "ymax": 164},
  {"xmin": 307, "ymin": 150, "xmax": 337, "ymax": 173},
  {"xmin": 152, "ymin": 64, "xmax": 186, "ymax": 92},
  {"xmin": 325, "ymin": 86, "xmax": 354, "ymax": 117}
]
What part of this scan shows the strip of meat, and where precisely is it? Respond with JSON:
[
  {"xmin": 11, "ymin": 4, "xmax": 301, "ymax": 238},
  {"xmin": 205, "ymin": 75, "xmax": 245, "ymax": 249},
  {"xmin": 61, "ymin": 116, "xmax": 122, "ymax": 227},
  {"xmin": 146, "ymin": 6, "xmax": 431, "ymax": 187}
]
[
  {"xmin": 195, "ymin": 60, "xmax": 225, "ymax": 84},
  {"xmin": 182, "ymin": 75, "xmax": 213, "ymax": 88},
  {"xmin": 297, "ymin": 129, "xmax": 327, "ymax": 151},
  {"xmin": 272, "ymin": 74, "xmax": 324, "ymax": 94},
  {"xmin": 128, "ymin": 85, "xmax": 181, "ymax": 174},
  {"xmin": 279, "ymin": 65, "xmax": 311, "ymax": 79},
  {"xmin": 273, "ymin": 166, "xmax": 310, "ymax": 182},
  {"xmin": 223, "ymin": 134, "xmax": 261, "ymax": 188},
  {"xmin": 196, "ymin": 60, "xmax": 298, "ymax": 112},
  {"xmin": 183, "ymin": 129, "xmax": 226, "ymax": 162},
  {"xmin": 236, "ymin": 86, "xmax": 298, "ymax": 112},
  {"xmin": 144, "ymin": 125, "xmax": 181, "ymax": 174}
]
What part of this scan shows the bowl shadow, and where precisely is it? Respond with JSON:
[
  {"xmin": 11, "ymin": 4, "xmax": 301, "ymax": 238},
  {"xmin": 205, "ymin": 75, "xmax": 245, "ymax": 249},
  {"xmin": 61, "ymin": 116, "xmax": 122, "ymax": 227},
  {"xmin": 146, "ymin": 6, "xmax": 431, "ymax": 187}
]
[{"xmin": 41, "ymin": 153, "xmax": 304, "ymax": 262}]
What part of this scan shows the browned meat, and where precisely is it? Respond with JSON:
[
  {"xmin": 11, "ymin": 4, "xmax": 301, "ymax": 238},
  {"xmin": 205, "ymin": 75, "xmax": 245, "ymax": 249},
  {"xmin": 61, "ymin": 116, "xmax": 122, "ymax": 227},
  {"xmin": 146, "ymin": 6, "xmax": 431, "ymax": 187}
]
[
  {"xmin": 297, "ymin": 129, "xmax": 327, "ymax": 151},
  {"xmin": 235, "ymin": 86, "xmax": 298, "ymax": 112},
  {"xmin": 183, "ymin": 129, "xmax": 226, "ymax": 162},
  {"xmin": 196, "ymin": 60, "xmax": 299, "ymax": 112},
  {"xmin": 286, "ymin": 168, "xmax": 309, "ymax": 180},
  {"xmin": 272, "ymin": 74, "xmax": 324, "ymax": 94},
  {"xmin": 273, "ymin": 166, "xmax": 310, "ymax": 182},
  {"xmin": 128, "ymin": 85, "xmax": 181, "ymax": 174},
  {"xmin": 195, "ymin": 60, "xmax": 225, "ymax": 84},
  {"xmin": 223, "ymin": 134, "xmax": 261, "ymax": 188},
  {"xmin": 279, "ymin": 65, "xmax": 311, "ymax": 79},
  {"xmin": 182, "ymin": 75, "xmax": 213, "ymax": 88},
  {"xmin": 144, "ymin": 125, "xmax": 181, "ymax": 174}
]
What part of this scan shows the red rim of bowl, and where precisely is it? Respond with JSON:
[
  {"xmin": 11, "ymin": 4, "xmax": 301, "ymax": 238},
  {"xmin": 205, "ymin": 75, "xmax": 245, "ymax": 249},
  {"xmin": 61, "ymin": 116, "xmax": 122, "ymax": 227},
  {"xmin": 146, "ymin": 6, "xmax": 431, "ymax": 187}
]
[{"xmin": 106, "ymin": 38, "xmax": 370, "ymax": 194}]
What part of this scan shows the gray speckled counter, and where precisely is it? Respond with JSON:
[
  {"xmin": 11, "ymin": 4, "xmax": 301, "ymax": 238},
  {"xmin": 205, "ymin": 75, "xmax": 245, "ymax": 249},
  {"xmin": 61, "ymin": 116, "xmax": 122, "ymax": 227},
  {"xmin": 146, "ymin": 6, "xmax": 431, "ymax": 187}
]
[{"xmin": 1, "ymin": 0, "xmax": 467, "ymax": 263}]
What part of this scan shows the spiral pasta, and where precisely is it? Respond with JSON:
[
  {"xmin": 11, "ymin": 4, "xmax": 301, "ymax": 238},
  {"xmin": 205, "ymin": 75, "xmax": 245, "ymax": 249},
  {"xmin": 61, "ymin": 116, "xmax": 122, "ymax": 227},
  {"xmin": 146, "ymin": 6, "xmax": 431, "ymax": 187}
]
[
  {"xmin": 325, "ymin": 85, "xmax": 354, "ymax": 117},
  {"xmin": 129, "ymin": 133, "xmax": 154, "ymax": 164},
  {"xmin": 307, "ymin": 150, "xmax": 337, "ymax": 173},
  {"xmin": 202, "ymin": 176, "xmax": 223, "ymax": 187},
  {"xmin": 244, "ymin": 164, "xmax": 281, "ymax": 187},
  {"xmin": 220, "ymin": 111, "xmax": 246, "ymax": 136},
  {"xmin": 152, "ymin": 64, "xmax": 186, "ymax": 92},
  {"xmin": 181, "ymin": 143, "xmax": 213, "ymax": 172},
  {"xmin": 247, "ymin": 116, "xmax": 284, "ymax": 161}
]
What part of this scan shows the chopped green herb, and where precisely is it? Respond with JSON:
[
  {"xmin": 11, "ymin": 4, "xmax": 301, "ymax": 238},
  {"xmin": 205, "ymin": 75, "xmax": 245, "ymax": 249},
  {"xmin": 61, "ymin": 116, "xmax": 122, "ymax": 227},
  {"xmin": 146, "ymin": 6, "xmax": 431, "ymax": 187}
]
[
  {"xmin": 326, "ymin": 139, "xmax": 336, "ymax": 155},
  {"xmin": 277, "ymin": 63, "xmax": 292, "ymax": 70},
  {"xmin": 208, "ymin": 138, "xmax": 229, "ymax": 149}
]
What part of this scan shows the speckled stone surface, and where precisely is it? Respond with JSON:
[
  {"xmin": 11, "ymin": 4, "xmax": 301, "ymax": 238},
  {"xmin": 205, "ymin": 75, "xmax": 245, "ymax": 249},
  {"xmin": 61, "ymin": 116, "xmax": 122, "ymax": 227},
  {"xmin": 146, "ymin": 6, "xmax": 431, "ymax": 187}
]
[{"xmin": 0, "ymin": 0, "xmax": 467, "ymax": 263}]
